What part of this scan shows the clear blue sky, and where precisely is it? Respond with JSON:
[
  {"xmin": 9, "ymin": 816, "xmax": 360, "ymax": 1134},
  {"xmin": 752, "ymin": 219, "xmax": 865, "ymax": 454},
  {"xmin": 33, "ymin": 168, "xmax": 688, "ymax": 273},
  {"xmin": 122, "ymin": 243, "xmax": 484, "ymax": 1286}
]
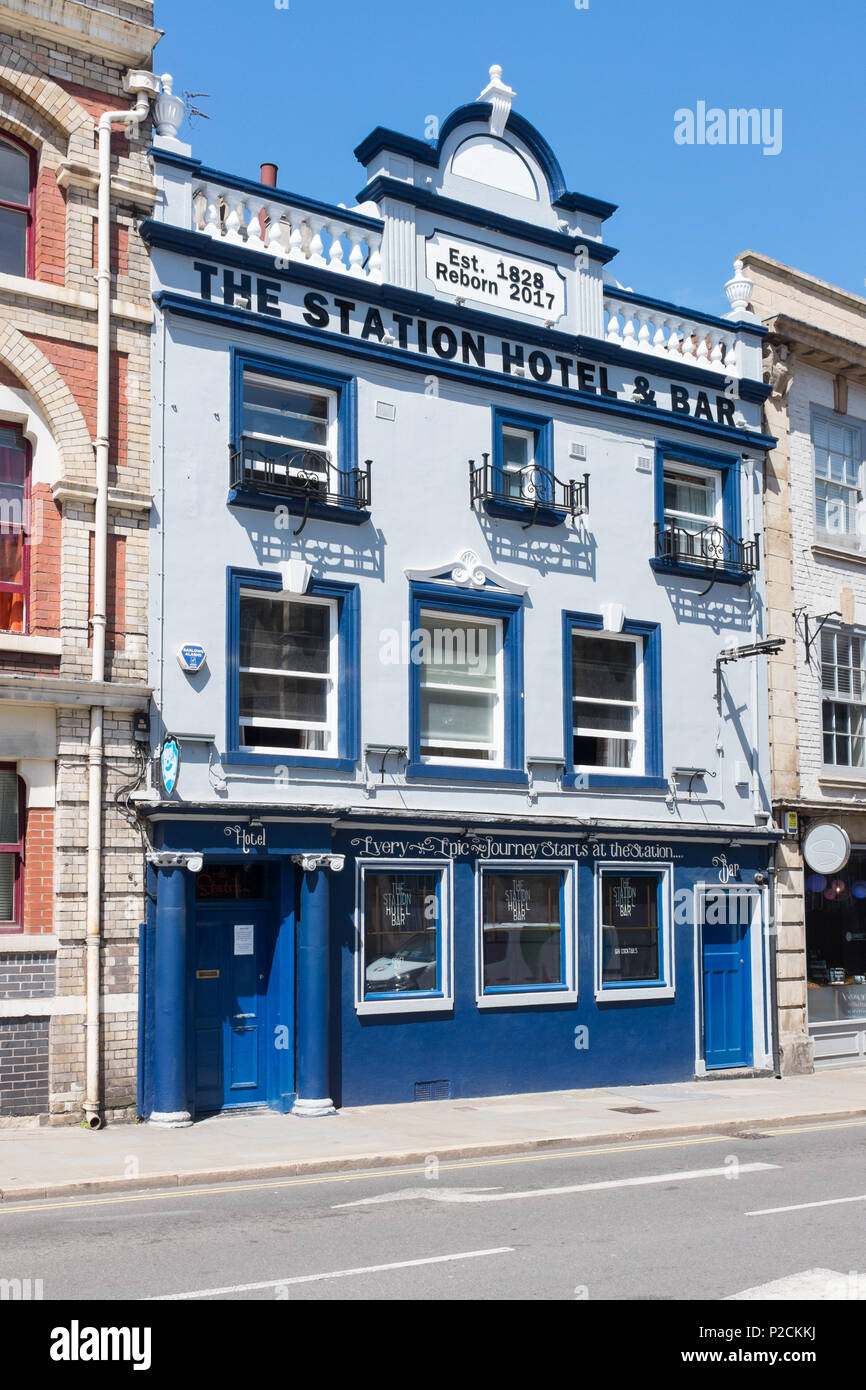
[{"xmin": 153, "ymin": 0, "xmax": 865, "ymax": 316}]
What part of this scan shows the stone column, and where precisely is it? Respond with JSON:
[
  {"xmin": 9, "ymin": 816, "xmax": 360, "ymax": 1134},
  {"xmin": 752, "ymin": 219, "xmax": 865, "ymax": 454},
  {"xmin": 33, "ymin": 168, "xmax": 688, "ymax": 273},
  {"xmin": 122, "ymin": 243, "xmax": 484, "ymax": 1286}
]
[{"xmin": 291, "ymin": 853, "xmax": 344, "ymax": 1116}]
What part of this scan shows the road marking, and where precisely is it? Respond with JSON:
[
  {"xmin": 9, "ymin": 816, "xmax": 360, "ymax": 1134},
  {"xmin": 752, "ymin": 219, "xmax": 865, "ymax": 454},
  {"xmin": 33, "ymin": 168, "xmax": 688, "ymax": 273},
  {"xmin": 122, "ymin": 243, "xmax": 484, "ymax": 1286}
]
[
  {"xmin": 148, "ymin": 1246, "xmax": 514, "ymax": 1300},
  {"xmin": 335, "ymin": 1162, "xmax": 779, "ymax": 1207},
  {"xmin": 2, "ymin": 1115, "xmax": 861, "ymax": 1217},
  {"xmin": 746, "ymin": 1193, "xmax": 866, "ymax": 1217},
  {"xmin": 727, "ymin": 1268, "xmax": 866, "ymax": 1300}
]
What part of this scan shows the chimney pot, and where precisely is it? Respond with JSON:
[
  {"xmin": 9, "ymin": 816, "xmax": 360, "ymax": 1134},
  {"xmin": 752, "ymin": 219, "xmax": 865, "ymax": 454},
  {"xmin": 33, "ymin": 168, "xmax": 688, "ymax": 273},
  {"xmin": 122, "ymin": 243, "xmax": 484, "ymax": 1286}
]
[{"xmin": 260, "ymin": 162, "xmax": 278, "ymax": 187}]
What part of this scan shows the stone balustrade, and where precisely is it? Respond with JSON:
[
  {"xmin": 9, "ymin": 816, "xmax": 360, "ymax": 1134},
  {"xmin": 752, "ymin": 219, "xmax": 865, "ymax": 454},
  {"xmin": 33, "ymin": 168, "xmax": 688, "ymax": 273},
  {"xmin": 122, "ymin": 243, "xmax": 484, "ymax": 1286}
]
[
  {"xmin": 603, "ymin": 291, "xmax": 741, "ymax": 376},
  {"xmin": 192, "ymin": 178, "xmax": 384, "ymax": 283}
]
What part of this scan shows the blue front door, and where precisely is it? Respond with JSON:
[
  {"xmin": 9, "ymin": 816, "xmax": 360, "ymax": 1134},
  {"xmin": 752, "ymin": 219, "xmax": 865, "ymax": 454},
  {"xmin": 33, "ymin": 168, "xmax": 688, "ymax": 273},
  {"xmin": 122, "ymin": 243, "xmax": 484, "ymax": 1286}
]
[
  {"xmin": 194, "ymin": 906, "xmax": 276, "ymax": 1110},
  {"xmin": 702, "ymin": 894, "xmax": 753, "ymax": 1069}
]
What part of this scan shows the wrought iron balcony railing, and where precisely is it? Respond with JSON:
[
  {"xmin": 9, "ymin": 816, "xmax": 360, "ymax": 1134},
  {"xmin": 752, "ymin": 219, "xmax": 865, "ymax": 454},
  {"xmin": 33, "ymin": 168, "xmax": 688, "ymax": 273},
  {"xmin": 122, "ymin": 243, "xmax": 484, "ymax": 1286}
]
[
  {"xmin": 470, "ymin": 453, "xmax": 589, "ymax": 527},
  {"xmin": 230, "ymin": 445, "xmax": 372, "ymax": 511},
  {"xmin": 654, "ymin": 520, "xmax": 760, "ymax": 575}
]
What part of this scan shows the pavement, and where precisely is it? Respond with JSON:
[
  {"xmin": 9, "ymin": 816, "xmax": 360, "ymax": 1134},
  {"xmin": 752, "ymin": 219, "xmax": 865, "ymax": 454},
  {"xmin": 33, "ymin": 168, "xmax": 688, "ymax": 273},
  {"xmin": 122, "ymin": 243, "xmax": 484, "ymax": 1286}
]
[{"xmin": 0, "ymin": 1066, "xmax": 864, "ymax": 1204}]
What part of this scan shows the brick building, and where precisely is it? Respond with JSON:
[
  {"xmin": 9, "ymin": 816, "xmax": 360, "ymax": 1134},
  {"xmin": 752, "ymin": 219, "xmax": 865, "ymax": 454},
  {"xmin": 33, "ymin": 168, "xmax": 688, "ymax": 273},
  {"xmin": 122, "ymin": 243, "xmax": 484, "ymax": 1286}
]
[
  {"xmin": 0, "ymin": 1, "xmax": 160, "ymax": 1121},
  {"xmin": 740, "ymin": 250, "xmax": 866, "ymax": 1073}
]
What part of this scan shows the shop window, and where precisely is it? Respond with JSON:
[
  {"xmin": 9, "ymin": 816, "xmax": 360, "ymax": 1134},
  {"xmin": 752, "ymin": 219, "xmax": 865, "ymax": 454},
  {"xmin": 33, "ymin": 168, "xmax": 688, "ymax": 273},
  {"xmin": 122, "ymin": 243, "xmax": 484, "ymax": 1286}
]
[
  {"xmin": 595, "ymin": 866, "xmax": 674, "ymax": 1000},
  {"xmin": 0, "ymin": 134, "xmax": 34, "ymax": 278},
  {"xmin": 356, "ymin": 863, "xmax": 453, "ymax": 1014},
  {"xmin": 0, "ymin": 424, "xmax": 29, "ymax": 633},
  {"xmin": 805, "ymin": 853, "xmax": 866, "ymax": 1027},
  {"xmin": 476, "ymin": 865, "xmax": 576, "ymax": 1006},
  {"xmin": 408, "ymin": 583, "xmax": 525, "ymax": 784},
  {"xmin": 0, "ymin": 765, "xmax": 23, "ymax": 931},
  {"xmin": 813, "ymin": 412, "xmax": 864, "ymax": 547},
  {"xmin": 227, "ymin": 568, "xmax": 359, "ymax": 770},
  {"xmin": 563, "ymin": 612, "xmax": 664, "ymax": 790},
  {"xmin": 821, "ymin": 629, "xmax": 866, "ymax": 770}
]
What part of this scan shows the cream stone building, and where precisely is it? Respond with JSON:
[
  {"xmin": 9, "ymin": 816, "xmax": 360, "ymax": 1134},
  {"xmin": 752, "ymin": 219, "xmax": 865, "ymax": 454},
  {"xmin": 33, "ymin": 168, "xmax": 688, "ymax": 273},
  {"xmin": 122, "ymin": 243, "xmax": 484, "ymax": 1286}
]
[
  {"xmin": 740, "ymin": 250, "xmax": 866, "ymax": 1073},
  {"xmin": 0, "ymin": 1, "xmax": 162, "ymax": 1122}
]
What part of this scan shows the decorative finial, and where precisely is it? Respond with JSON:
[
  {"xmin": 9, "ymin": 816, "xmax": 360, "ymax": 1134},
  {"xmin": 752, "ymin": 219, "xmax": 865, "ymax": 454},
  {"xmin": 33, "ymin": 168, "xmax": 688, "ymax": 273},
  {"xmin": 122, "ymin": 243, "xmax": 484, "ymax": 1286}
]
[
  {"xmin": 478, "ymin": 63, "xmax": 516, "ymax": 138},
  {"xmin": 725, "ymin": 258, "xmax": 754, "ymax": 316}
]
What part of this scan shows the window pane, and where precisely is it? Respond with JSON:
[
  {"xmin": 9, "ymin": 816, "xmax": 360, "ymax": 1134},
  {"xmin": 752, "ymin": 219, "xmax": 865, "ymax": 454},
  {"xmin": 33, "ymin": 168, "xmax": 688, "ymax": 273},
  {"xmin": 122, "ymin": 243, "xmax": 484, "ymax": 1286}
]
[
  {"xmin": 572, "ymin": 635, "xmax": 637, "ymax": 702},
  {"xmin": 573, "ymin": 733, "xmax": 636, "ymax": 768},
  {"xmin": 364, "ymin": 872, "xmax": 439, "ymax": 995},
  {"xmin": 421, "ymin": 688, "xmax": 493, "ymax": 744},
  {"xmin": 0, "ymin": 206, "xmax": 27, "ymax": 277},
  {"xmin": 239, "ymin": 672, "xmax": 327, "ymax": 722},
  {"xmin": 242, "ymin": 376, "xmax": 329, "ymax": 449},
  {"xmin": 240, "ymin": 724, "xmax": 325, "ymax": 751},
  {"xmin": 0, "ymin": 852, "xmax": 14, "ymax": 920},
  {"xmin": 601, "ymin": 875, "xmax": 660, "ymax": 984},
  {"xmin": 573, "ymin": 700, "xmax": 635, "ymax": 733},
  {"xmin": 419, "ymin": 616, "xmax": 497, "ymax": 689},
  {"xmin": 663, "ymin": 468, "xmax": 716, "ymax": 522},
  {"xmin": 0, "ymin": 139, "xmax": 29, "ymax": 204},
  {"xmin": 482, "ymin": 873, "xmax": 563, "ymax": 989},
  {"xmin": 502, "ymin": 430, "xmax": 532, "ymax": 470},
  {"xmin": 240, "ymin": 596, "xmax": 329, "ymax": 673},
  {"xmin": 0, "ymin": 769, "xmax": 18, "ymax": 843},
  {"xmin": 0, "ymin": 531, "xmax": 23, "ymax": 585}
]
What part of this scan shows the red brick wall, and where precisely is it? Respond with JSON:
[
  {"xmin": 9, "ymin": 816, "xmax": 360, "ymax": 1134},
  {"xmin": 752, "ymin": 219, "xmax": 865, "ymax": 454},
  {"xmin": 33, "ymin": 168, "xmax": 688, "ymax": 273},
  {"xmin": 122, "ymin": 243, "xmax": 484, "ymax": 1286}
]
[
  {"xmin": 33, "ymin": 163, "xmax": 66, "ymax": 285},
  {"xmin": 90, "ymin": 218, "xmax": 128, "ymax": 276},
  {"xmin": 24, "ymin": 335, "xmax": 127, "ymax": 468},
  {"xmin": 21, "ymin": 806, "xmax": 53, "ymax": 932},
  {"xmin": 88, "ymin": 531, "xmax": 126, "ymax": 650},
  {"xmin": 28, "ymin": 483, "xmax": 61, "ymax": 639}
]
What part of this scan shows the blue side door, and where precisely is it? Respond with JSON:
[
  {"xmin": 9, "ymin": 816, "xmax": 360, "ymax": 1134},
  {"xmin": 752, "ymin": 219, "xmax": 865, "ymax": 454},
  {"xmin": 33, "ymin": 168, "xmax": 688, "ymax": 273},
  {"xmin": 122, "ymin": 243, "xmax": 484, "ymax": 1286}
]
[
  {"xmin": 702, "ymin": 893, "xmax": 753, "ymax": 1069},
  {"xmin": 194, "ymin": 906, "xmax": 276, "ymax": 1111}
]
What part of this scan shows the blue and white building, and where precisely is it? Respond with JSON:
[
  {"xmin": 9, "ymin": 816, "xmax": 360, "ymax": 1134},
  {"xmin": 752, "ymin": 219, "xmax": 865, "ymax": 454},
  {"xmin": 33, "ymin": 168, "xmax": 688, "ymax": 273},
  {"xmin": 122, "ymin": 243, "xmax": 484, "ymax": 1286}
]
[{"xmin": 139, "ymin": 67, "xmax": 781, "ymax": 1123}]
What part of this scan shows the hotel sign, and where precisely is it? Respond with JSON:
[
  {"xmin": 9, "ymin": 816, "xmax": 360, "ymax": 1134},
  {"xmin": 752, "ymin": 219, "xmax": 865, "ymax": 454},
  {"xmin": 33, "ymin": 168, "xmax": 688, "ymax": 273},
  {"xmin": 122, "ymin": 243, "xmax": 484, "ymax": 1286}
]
[{"xmin": 424, "ymin": 231, "xmax": 566, "ymax": 323}]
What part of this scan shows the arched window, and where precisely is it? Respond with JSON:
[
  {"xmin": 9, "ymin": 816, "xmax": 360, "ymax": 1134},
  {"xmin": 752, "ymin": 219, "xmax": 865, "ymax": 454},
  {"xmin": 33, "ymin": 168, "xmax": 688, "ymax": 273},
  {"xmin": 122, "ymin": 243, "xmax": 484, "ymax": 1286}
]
[
  {"xmin": 0, "ymin": 424, "xmax": 30, "ymax": 633},
  {"xmin": 0, "ymin": 133, "xmax": 34, "ymax": 278},
  {"xmin": 0, "ymin": 766, "xmax": 23, "ymax": 931}
]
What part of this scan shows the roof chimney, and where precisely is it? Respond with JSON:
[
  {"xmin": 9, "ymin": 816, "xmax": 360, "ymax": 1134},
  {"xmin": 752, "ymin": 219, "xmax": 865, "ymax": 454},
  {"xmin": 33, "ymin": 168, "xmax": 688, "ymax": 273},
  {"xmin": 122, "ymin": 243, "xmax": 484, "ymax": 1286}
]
[{"xmin": 260, "ymin": 162, "xmax": 278, "ymax": 187}]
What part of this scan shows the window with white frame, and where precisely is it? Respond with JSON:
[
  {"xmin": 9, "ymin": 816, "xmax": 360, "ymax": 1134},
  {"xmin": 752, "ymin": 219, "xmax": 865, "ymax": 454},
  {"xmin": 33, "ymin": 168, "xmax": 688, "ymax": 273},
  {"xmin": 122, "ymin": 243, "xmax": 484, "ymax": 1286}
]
[
  {"xmin": 480, "ymin": 867, "xmax": 569, "ymax": 1000},
  {"xmin": 501, "ymin": 425, "xmax": 537, "ymax": 500},
  {"xmin": 241, "ymin": 371, "xmax": 337, "ymax": 489},
  {"xmin": 238, "ymin": 590, "xmax": 337, "ymax": 753},
  {"xmin": 596, "ymin": 867, "xmax": 673, "ymax": 999},
  {"xmin": 821, "ymin": 628, "xmax": 866, "ymax": 769},
  {"xmin": 662, "ymin": 461, "xmax": 721, "ymax": 535},
  {"xmin": 356, "ymin": 862, "xmax": 452, "ymax": 1013},
  {"xmin": 813, "ymin": 415, "xmax": 863, "ymax": 543},
  {"xmin": 571, "ymin": 632, "xmax": 643, "ymax": 771},
  {"xmin": 418, "ymin": 610, "xmax": 503, "ymax": 764}
]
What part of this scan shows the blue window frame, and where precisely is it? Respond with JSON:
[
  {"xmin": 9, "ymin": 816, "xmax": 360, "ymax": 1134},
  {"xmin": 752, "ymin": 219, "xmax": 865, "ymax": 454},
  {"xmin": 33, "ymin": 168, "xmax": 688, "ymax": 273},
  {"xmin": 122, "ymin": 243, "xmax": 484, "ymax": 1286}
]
[
  {"xmin": 355, "ymin": 860, "xmax": 453, "ymax": 1014},
  {"xmin": 476, "ymin": 862, "xmax": 576, "ymax": 1006},
  {"xmin": 226, "ymin": 567, "xmax": 359, "ymax": 769},
  {"xmin": 562, "ymin": 611, "xmax": 664, "ymax": 790},
  {"xmin": 407, "ymin": 581, "xmax": 526, "ymax": 784},
  {"xmin": 650, "ymin": 440, "xmax": 750, "ymax": 585},
  {"xmin": 479, "ymin": 406, "xmax": 564, "ymax": 523},
  {"xmin": 595, "ymin": 865, "xmax": 675, "ymax": 1001},
  {"xmin": 228, "ymin": 349, "xmax": 369, "ymax": 523}
]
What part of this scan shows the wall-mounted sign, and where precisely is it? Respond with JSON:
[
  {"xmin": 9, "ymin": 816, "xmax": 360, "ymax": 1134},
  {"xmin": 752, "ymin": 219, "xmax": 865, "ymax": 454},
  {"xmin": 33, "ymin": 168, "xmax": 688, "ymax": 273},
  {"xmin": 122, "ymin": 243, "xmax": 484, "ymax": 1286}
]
[
  {"xmin": 350, "ymin": 834, "xmax": 684, "ymax": 860},
  {"xmin": 224, "ymin": 823, "xmax": 266, "ymax": 854},
  {"xmin": 177, "ymin": 644, "xmax": 206, "ymax": 673},
  {"xmin": 424, "ymin": 231, "xmax": 566, "ymax": 322},
  {"xmin": 803, "ymin": 824, "xmax": 851, "ymax": 875},
  {"xmin": 160, "ymin": 736, "xmax": 180, "ymax": 795},
  {"xmin": 784, "ymin": 811, "xmax": 799, "ymax": 836},
  {"xmin": 712, "ymin": 853, "xmax": 740, "ymax": 884},
  {"xmin": 233, "ymin": 923, "xmax": 255, "ymax": 956}
]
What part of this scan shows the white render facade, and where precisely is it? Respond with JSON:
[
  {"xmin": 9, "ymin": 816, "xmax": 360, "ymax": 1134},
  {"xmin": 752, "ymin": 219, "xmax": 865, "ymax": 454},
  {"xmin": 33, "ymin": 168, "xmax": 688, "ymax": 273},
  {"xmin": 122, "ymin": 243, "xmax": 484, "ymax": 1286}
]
[{"xmin": 138, "ymin": 71, "xmax": 781, "ymax": 1120}]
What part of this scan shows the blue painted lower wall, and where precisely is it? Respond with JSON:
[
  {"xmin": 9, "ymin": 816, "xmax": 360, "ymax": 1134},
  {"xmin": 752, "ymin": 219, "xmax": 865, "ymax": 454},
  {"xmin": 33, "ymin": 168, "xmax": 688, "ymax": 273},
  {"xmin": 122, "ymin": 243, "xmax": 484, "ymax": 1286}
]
[{"xmin": 141, "ymin": 815, "xmax": 773, "ymax": 1115}]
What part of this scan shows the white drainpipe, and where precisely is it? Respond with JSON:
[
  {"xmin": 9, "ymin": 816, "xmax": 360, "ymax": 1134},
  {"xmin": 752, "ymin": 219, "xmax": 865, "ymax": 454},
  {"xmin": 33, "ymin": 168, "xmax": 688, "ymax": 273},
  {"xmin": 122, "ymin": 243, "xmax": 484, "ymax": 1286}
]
[{"xmin": 83, "ymin": 78, "xmax": 157, "ymax": 1130}]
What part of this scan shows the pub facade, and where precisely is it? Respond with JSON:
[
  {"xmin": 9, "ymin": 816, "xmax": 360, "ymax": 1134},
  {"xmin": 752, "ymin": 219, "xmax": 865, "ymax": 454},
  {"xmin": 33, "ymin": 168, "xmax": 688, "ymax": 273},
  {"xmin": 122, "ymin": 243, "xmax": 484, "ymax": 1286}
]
[{"xmin": 139, "ymin": 68, "xmax": 779, "ymax": 1122}]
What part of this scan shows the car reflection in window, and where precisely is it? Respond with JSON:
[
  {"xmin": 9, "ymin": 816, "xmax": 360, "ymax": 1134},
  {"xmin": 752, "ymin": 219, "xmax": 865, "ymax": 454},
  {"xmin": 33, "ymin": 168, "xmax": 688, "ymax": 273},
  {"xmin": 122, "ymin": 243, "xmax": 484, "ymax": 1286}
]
[{"xmin": 365, "ymin": 932, "xmax": 437, "ymax": 993}]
